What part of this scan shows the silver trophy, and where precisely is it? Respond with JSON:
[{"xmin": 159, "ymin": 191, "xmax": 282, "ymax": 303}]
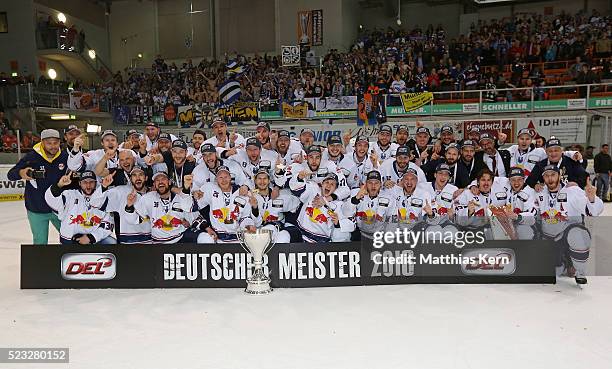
[
  {"xmin": 299, "ymin": 13, "xmax": 310, "ymax": 45},
  {"xmin": 237, "ymin": 228, "xmax": 277, "ymax": 294}
]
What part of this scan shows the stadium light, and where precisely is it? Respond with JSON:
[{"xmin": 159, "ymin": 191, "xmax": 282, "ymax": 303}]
[
  {"xmin": 396, "ymin": 0, "xmax": 401, "ymax": 26},
  {"xmin": 86, "ymin": 124, "xmax": 102, "ymax": 134},
  {"xmin": 50, "ymin": 114, "xmax": 70, "ymax": 120},
  {"xmin": 137, "ymin": 53, "xmax": 143, "ymax": 59},
  {"xmin": 88, "ymin": 49, "xmax": 96, "ymax": 59},
  {"xmin": 47, "ymin": 69, "xmax": 57, "ymax": 80},
  {"xmin": 57, "ymin": 13, "xmax": 66, "ymax": 23},
  {"xmin": 396, "ymin": 18, "xmax": 402, "ymax": 26}
]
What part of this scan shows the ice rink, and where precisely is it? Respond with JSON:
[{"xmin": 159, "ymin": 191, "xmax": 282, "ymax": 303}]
[{"xmin": 1, "ymin": 200, "xmax": 612, "ymax": 369}]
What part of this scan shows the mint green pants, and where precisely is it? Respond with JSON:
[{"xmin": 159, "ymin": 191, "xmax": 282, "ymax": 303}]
[{"xmin": 27, "ymin": 211, "xmax": 61, "ymax": 245}]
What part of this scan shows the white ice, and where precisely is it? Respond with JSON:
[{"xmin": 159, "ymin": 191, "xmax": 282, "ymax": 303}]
[{"xmin": 1, "ymin": 200, "xmax": 612, "ymax": 369}]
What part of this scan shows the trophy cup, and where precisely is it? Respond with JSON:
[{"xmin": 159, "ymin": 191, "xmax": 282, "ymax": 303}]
[
  {"xmin": 299, "ymin": 13, "xmax": 311, "ymax": 45},
  {"xmin": 237, "ymin": 228, "xmax": 276, "ymax": 294}
]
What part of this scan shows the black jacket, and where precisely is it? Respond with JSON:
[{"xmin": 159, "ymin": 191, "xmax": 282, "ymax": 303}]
[
  {"xmin": 475, "ymin": 149, "xmax": 511, "ymax": 177},
  {"xmin": 594, "ymin": 153, "xmax": 612, "ymax": 174},
  {"xmin": 458, "ymin": 156, "xmax": 488, "ymax": 182},
  {"xmin": 526, "ymin": 155, "xmax": 589, "ymax": 188},
  {"xmin": 421, "ymin": 158, "xmax": 471, "ymax": 188}
]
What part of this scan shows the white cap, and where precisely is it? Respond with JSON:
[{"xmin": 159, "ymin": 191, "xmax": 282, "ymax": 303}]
[{"xmin": 41, "ymin": 129, "xmax": 60, "ymax": 140}]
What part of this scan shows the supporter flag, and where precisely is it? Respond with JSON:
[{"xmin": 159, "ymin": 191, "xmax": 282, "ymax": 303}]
[
  {"xmin": 226, "ymin": 60, "xmax": 246, "ymax": 76},
  {"xmin": 218, "ymin": 79, "xmax": 242, "ymax": 105}
]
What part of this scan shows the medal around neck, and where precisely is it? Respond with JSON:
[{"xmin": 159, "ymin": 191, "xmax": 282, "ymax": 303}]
[{"xmin": 236, "ymin": 227, "xmax": 277, "ymax": 294}]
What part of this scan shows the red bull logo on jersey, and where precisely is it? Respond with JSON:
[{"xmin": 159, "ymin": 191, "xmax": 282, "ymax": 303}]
[
  {"xmin": 69, "ymin": 213, "xmax": 102, "ymax": 228},
  {"xmin": 263, "ymin": 210, "xmax": 278, "ymax": 222},
  {"xmin": 306, "ymin": 206, "xmax": 328, "ymax": 224},
  {"xmin": 356, "ymin": 209, "xmax": 382, "ymax": 224},
  {"xmin": 152, "ymin": 214, "xmax": 183, "ymax": 231},
  {"xmin": 211, "ymin": 207, "xmax": 239, "ymax": 224},
  {"xmin": 541, "ymin": 209, "xmax": 567, "ymax": 224},
  {"xmin": 397, "ymin": 208, "xmax": 418, "ymax": 223}
]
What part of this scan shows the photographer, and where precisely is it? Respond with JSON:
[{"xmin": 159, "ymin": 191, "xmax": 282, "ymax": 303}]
[{"xmin": 8, "ymin": 129, "xmax": 68, "ymax": 244}]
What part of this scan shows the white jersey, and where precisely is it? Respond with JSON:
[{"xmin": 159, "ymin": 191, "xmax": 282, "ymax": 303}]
[
  {"xmin": 322, "ymin": 152, "xmax": 363, "ymax": 189},
  {"xmin": 420, "ymin": 182, "xmax": 458, "ymax": 219},
  {"xmin": 191, "ymin": 159, "xmax": 249, "ymax": 190},
  {"xmin": 289, "ymin": 179, "xmax": 354, "ymax": 242},
  {"xmin": 535, "ymin": 185, "xmax": 603, "ymax": 238},
  {"xmin": 67, "ymin": 148, "xmax": 139, "ymax": 174},
  {"xmin": 287, "ymin": 161, "xmax": 351, "ymax": 200},
  {"xmin": 507, "ymin": 185, "xmax": 538, "ymax": 218},
  {"xmin": 227, "ymin": 148, "xmax": 279, "ymax": 188},
  {"xmin": 343, "ymin": 189, "xmax": 394, "ymax": 235},
  {"xmin": 187, "ymin": 146, "xmax": 203, "ymax": 165},
  {"xmin": 346, "ymin": 141, "xmax": 399, "ymax": 161},
  {"xmin": 146, "ymin": 133, "xmax": 178, "ymax": 152},
  {"xmin": 378, "ymin": 158, "xmax": 427, "ymax": 185},
  {"xmin": 251, "ymin": 191, "xmax": 299, "ymax": 227},
  {"xmin": 204, "ymin": 133, "xmax": 247, "ymax": 150},
  {"xmin": 125, "ymin": 191, "xmax": 197, "ymax": 244},
  {"xmin": 382, "ymin": 185, "xmax": 435, "ymax": 229},
  {"xmin": 277, "ymin": 139, "xmax": 305, "ymax": 166},
  {"xmin": 196, "ymin": 183, "xmax": 254, "ymax": 240},
  {"xmin": 508, "ymin": 145, "xmax": 547, "ymax": 177},
  {"xmin": 454, "ymin": 177, "xmax": 511, "ymax": 228},
  {"xmin": 90, "ymin": 185, "xmax": 151, "ymax": 244},
  {"xmin": 45, "ymin": 187, "xmax": 114, "ymax": 244}
]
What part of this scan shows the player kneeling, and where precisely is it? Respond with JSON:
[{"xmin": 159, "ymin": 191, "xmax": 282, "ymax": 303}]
[
  {"xmin": 45, "ymin": 170, "xmax": 116, "ymax": 245},
  {"xmin": 194, "ymin": 166, "xmax": 256, "ymax": 243},
  {"xmin": 535, "ymin": 165, "xmax": 603, "ymax": 284}
]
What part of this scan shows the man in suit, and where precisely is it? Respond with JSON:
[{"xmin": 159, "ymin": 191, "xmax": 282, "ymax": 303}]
[
  {"xmin": 458, "ymin": 139, "xmax": 488, "ymax": 182},
  {"xmin": 526, "ymin": 138, "xmax": 589, "ymax": 189},
  {"xmin": 475, "ymin": 132, "xmax": 511, "ymax": 178}
]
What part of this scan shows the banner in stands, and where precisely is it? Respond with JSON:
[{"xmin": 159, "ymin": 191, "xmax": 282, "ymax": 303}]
[
  {"xmin": 400, "ymin": 92, "xmax": 434, "ymax": 112},
  {"xmin": 112, "ymin": 106, "xmax": 130, "ymax": 124},
  {"xmin": 357, "ymin": 93, "xmax": 386, "ymax": 126},
  {"xmin": 217, "ymin": 102, "xmax": 258, "ymax": 122},
  {"xmin": 314, "ymin": 96, "xmax": 357, "ymax": 118},
  {"xmin": 311, "ymin": 9, "xmax": 323, "ymax": 46},
  {"xmin": 69, "ymin": 91, "xmax": 100, "ymax": 112},
  {"xmin": 0, "ymin": 165, "xmax": 25, "ymax": 202},
  {"xmin": 20, "ymin": 240, "xmax": 555, "ymax": 289},
  {"xmin": 282, "ymin": 101, "xmax": 309, "ymax": 119},
  {"xmin": 164, "ymin": 104, "xmax": 177, "ymax": 123}
]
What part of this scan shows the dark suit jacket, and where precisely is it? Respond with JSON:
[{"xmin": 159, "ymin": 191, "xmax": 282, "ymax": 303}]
[
  {"xmin": 475, "ymin": 149, "xmax": 511, "ymax": 177},
  {"xmin": 526, "ymin": 155, "xmax": 588, "ymax": 188}
]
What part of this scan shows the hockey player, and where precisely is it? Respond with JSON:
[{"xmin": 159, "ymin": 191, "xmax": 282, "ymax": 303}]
[
  {"xmin": 90, "ymin": 167, "xmax": 152, "ymax": 244},
  {"xmin": 421, "ymin": 143, "xmax": 471, "ymax": 187},
  {"xmin": 194, "ymin": 165, "xmax": 256, "ymax": 243},
  {"xmin": 535, "ymin": 165, "xmax": 603, "ymax": 284},
  {"xmin": 191, "ymin": 143, "xmax": 249, "ymax": 190},
  {"xmin": 45, "ymin": 170, "xmax": 116, "ymax": 245},
  {"xmin": 499, "ymin": 167, "xmax": 538, "ymax": 240},
  {"xmin": 68, "ymin": 130, "xmax": 124, "ymax": 173},
  {"xmin": 254, "ymin": 121, "xmax": 273, "ymax": 149},
  {"xmin": 145, "ymin": 140, "xmax": 197, "ymax": 190},
  {"xmin": 508, "ymin": 128, "xmax": 547, "ymax": 177},
  {"xmin": 382, "ymin": 168, "xmax": 436, "ymax": 231},
  {"xmin": 343, "ymin": 170, "xmax": 393, "ymax": 239},
  {"xmin": 376, "ymin": 145, "xmax": 427, "ymax": 189},
  {"xmin": 289, "ymin": 171, "xmax": 355, "ymax": 243},
  {"xmin": 246, "ymin": 168, "xmax": 295, "ymax": 243},
  {"xmin": 274, "ymin": 130, "xmax": 304, "ymax": 166},
  {"xmin": 187, "ymin": 129, "xmax": 207, "ymax": 164},
  {"xmin": 204, "ymin": 117, "xmax": 246, "ymax": 149},
  {"xmin": 221, "ymin": 137, "xmax": 278, "ymax": 188},
  {"xmin": 143, "ymin": 122, "xmax": 178, "ymax": 151},
  {"xmin": 94, "ymin": 149, "xmax": 138, "ymax": 187},
  {"xmin": 124, "ymin": 170, "xmax": 198, "ymax": 244},
  {"xmin": 322, "ymin": 134, "xmax": 361, "ymax": 189},
  {"xmin": 421, "ymin": 163, "xmax": 458, "ymax": 219},
  {"xmin": 368, "ymin": 124, "xmax": 398, "ymax": 161}
]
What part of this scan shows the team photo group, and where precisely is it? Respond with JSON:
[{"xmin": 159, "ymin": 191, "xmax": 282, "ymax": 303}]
[{"xmin": 9, "ymin": 116, "xmax": 604, "ymax": 284}]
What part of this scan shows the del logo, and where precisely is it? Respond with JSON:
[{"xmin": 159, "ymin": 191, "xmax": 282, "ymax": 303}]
[
  {"xmin": 460, "ymin": 248, "xmax": 516, "ymax": 276},
  {"xmin": 61, "ymin": 253, "xmax": 117, "ymax": 280}
]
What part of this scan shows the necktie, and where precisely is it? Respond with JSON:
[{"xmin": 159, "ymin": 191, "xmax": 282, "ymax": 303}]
[{"xmin": 490, "ymin": 155, "xmax": 497, "ymax": 175}]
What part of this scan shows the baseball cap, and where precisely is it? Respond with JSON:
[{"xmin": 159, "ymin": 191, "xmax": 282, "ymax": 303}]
[
  {"xmin": 256, "ymin": 121, "xmax": 270, "ymax": 131},
  {"xmin": 479, "ymin": 132, "xmax": 494, "ymax": 142},
  {"xmin": 246, "ymin": 137, "xmax": 261, "ymax": 148},
  {"xmin": 41, "ymin": 129, "xmax": 60, "ymax": 140},
  {"xmin": 354, "ymin": 135, "xmax": 369, "ymax": 145},
  {"xmin": 366, "ymin": 170, "xmax": 382, "ymax": 182},
  {"xmin": 306, "ymin": 145, "xmax": 322, "ymax": 155},
  {"xmin": 64, "ymin": 124, "xmax": 81, "ymax": 135},
  {"xmin": 517, "ymin": 128, "xmax": 532, "ymax": 138},
  {"xmin": 323, "ymin": 172, "xmax": 339, "ymax": 184},
  {"xmin": 436, "ymin": 163, "xmax": 452, "ymax": 174},
  {"xmin": 101, "ymin": 130, "xmax": 117, "ymax": 139},
  {"xmin": 467, "ymin": 126, "xmax": 480, "ymax": 134},
  {"xmin": 277, "ymin": 130, "xmax": 290, "ymax": 139},
  {"xmin": 416, "ymin": 127, "xmax": 431, "ymax": 136},
  {"xmin": 145, "ymin": 121, "xmax": 159, "ymax": 128},
  {"xmin": 172, "ymin": 140, "xmax": 188, "ymax": 150},
  {"xmin": 201, "ymin": 143, "xmax": 216, "ymax": 153},
  {"xmin": 130, "ymin": 166, "xmax": 145, "ymax": 176},
  {"xmin": 211, "ymin": 117, "xmax": 226, "ymax": 127},
  {"xmin": 546, "ymin": 138, "xmax": 562, "ymax": 148},
  {"xmin": 542, "ymin": 164, "xmax": 560, "ymax": 174},
  {"xmin": 300, "ymin": 128, "xmax": 315, "ymax": 136},
  {"xmin": 327, "ymin": 135, "xmax": 342, "ymax": 146},
  {"xmin": 396, "ymin": 125, "xmax": 408, "ymax": 133},
  {"xmin": 396, "ymin": 145, "xmax": 410, "ymax": 157},
  {"xmin": 152, "ymin": 170, "xmax": 169, "ymax": 180},
  {"xmin": 445, "ymin": 143, "xmax": 460, "ymax": 152},
  {"xmin": 402, "ymin": 168, "xmax": 419, "ymax": 179},
  {"xmin": 461, "ymin": 139, "xmax": 476, "ymax": 148},
  {"xmin": 79, "ymin": 170, "xmax": 97, "ymax": 182},
  {"xmin": 158, "ymin": 132, "xmax": 172, "ymax": 142},
  {"xmin": 440, "ymin": 125, "xmax": 454, "ymax": 134},
  {"xmin": 216, "ymin": 165, "xmax": 231, "ymax": 175},
  {"xmin": 379, "ymin": 125, "xmax": 392, "ymax": 134},
  {"xmin": 508, "ymin": 167, "xmax": 524, "ymax": 178}
]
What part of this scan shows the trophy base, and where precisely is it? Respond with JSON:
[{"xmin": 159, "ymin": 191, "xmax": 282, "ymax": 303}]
[{"xmin": 244, "ymin": 277, "xmax": 273, "ymax": 295}]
